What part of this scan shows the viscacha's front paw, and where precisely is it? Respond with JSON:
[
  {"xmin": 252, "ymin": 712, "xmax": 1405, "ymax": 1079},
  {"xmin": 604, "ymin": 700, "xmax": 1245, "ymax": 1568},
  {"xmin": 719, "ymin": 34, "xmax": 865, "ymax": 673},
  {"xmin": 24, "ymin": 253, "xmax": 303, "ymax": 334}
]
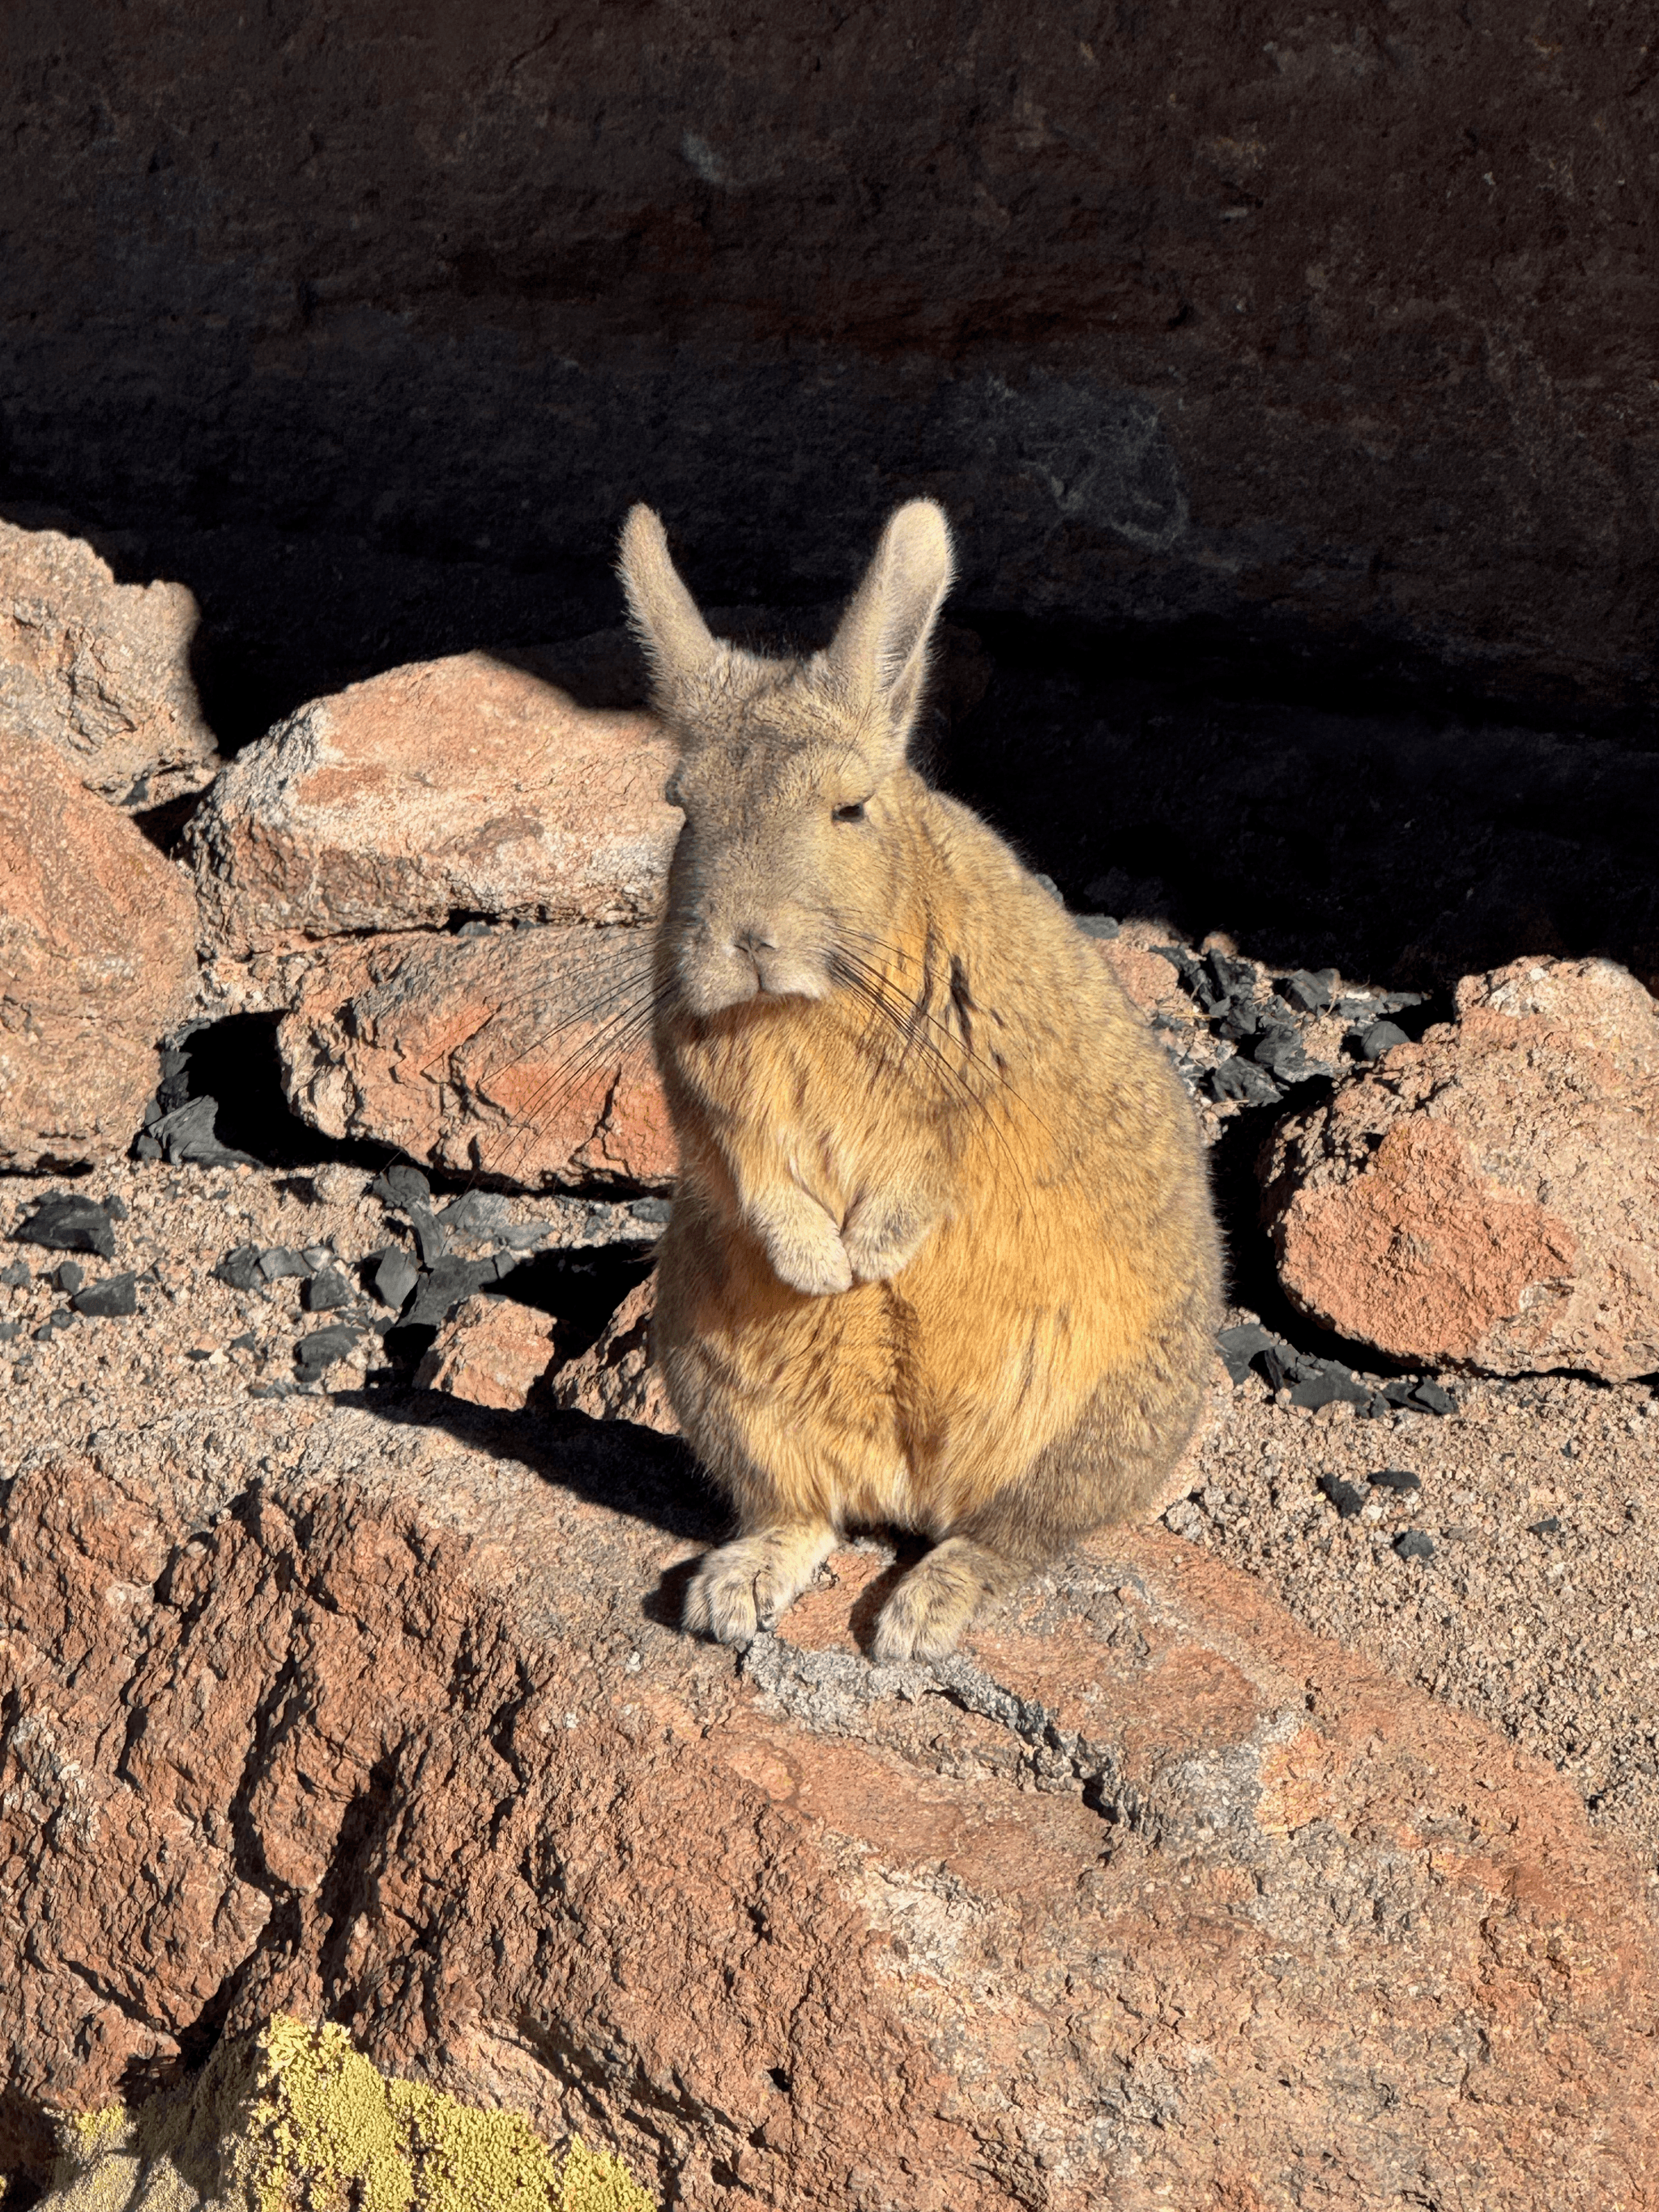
[
  {"xmin": 766, "ymin": 1227, "xmax": 853, "ymax": 1298},
  {"xmin": 842, "ymin": 1205, "xmax": 932, "ymax": 1284}
]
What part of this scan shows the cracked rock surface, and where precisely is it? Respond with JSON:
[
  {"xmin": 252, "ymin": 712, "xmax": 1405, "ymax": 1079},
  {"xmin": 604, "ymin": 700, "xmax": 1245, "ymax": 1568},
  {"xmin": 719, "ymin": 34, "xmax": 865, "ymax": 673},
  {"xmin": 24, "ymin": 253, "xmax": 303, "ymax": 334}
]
[
  {"xmin": 0, "ymin": 519, "xmax": 220, "ymax": 810},
  {"xmin": 277, "ymin": 922, "xmax": 672, "ymax": 1193},
  {"xmin": 0, "ymin": 742, "xmax": 198, "ymax": 1170},
  {"xmin": 2, "ymin": 1366, "xmax": 1656, "ymax": 2208},
  {"xmin": 182, "ymin": 652, "xmax": 679, "ymax": 956}
]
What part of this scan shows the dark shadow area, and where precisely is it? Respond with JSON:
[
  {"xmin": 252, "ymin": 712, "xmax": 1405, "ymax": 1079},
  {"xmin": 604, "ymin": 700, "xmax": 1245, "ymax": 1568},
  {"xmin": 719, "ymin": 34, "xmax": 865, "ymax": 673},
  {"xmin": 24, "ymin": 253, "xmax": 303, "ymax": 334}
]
[
  {"xmin": 845, "ymin": 1540, "xmax": 931, "ymax": 1652},
  {"xmin": 643, "ymin": 1554, "xmax": 705, "ymax": 1632},
  {"xmin": 152, "ymin": 1013, "xmax": 396, "ymax": 1174},
  {"xmin": 12, "ymin": 485, "xmax": 1653, "ymax": 1000},
  {"xmin": 494, "ymin": 1243, "xmax": 656, "ymax": 1357},
  {"xmin": 937, "ymin": 624, "xmax": 1659, "ymax": 995},
  {"xmin": 0, "ymin": 2091, "xmax": 53, "ymax": 2210},
  {"xmin": 352, "ymin": 1389, "xmax": 725, "ymax": 1553}
]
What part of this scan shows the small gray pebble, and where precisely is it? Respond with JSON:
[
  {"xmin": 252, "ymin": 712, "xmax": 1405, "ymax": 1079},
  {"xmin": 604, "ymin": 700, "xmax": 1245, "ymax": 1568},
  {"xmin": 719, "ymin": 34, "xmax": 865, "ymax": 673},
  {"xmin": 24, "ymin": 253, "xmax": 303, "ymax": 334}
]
[
  {"xmin": 301, "ymin": 1268, "xmax": 354, "ymax": 1313},
  {"xmin": 71, "ymin": 1272, "xmax": 138, "ymax": 1319},
  {"xmin": 257, "ymin": 1247, "xmax": 313, "ymax": 1282},
  {"xmin": 371, "ymin": 1248, "xmax": 420, "ymax": 1311},
  {"xmin": 1359, "ymin": 1020, "xmax": 1410, "ymax": 1060}
]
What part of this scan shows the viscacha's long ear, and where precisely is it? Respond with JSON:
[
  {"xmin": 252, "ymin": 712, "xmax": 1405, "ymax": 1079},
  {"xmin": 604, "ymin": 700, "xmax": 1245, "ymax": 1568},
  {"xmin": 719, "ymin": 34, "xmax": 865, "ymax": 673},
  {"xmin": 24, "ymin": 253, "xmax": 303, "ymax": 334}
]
[
  {"xmin": 823, "ymin": 500, "xmax": 953, "ymax": 747},
  {"xmin": 617, "ymin": 505, "xmax": 717, "ymax": 697}
]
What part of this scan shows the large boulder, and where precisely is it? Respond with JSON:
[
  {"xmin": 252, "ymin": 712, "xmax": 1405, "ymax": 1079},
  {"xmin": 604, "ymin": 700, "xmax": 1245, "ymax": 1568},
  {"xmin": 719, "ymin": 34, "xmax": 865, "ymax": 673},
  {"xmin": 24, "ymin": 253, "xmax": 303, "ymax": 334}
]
[
  {"xmin": 277, "ymin": 922, "xmax": 673, "ymax": 1190},
  {"xmin": 0, "ymin": 520, "xmax": 220, "ymax": 808},
  {"xmin": 185, "ymin": 654, "xmax": 680, "ymax": 956},
  {"xmin": 1262, "ymin": 957, "xmax": 1659, "ymax": 1379},
  {"xmin": 0, "ymin": 741, "xmax": 199, "ymax": 1167},
  {"xmin": 2, "ymin": 1402, "xmax": 1655, "ymax": 2208}
]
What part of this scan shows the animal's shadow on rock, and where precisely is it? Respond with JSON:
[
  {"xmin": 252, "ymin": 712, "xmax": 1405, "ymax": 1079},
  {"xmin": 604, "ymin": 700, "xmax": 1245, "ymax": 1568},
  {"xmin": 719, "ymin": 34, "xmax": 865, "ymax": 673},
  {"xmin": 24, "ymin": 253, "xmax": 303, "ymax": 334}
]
[{"xmin": 350, "ymin": 1387, "xmax": 728, "ymax": 1550}]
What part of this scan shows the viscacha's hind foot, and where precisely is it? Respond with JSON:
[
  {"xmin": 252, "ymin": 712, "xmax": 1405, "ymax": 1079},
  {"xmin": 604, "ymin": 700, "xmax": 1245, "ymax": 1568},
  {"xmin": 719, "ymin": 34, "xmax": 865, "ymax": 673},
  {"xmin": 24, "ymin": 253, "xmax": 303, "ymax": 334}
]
[
  {"xmin": 870, "ymin": 1536, "xmax": 1024, "ymax": 1663},
  {"xmin": 683, "ymin": 1523, "xmax": 837, "ymax": 1645}
]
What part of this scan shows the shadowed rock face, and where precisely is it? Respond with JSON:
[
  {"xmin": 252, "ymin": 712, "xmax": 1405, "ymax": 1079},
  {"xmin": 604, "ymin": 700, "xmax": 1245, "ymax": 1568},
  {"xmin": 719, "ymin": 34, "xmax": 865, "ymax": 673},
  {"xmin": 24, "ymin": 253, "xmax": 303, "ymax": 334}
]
[
  {"xmin": 2, "ymin": 2, "xmax": 1656, "ymax": 720},
  {"xmin": 2, "ymin": 1404, "xmax": 1656, "ymax": 2208}
]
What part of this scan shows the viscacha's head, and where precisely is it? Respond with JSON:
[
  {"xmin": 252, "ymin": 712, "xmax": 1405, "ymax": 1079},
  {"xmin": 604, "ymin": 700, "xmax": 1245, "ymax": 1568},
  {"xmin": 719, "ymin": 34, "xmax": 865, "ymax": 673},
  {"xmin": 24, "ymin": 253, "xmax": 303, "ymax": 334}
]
[{"xmin": 617, "ymin": 500, "xmax": 953, "ymax": 1018}]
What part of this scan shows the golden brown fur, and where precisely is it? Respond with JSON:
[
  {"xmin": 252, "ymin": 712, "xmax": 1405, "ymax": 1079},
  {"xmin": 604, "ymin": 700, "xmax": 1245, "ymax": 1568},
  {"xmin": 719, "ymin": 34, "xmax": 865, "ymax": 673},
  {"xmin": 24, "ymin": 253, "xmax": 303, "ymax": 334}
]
[{"xmin": 618, "ymin": 500, "xmax": 1222, "ymax": 1660}]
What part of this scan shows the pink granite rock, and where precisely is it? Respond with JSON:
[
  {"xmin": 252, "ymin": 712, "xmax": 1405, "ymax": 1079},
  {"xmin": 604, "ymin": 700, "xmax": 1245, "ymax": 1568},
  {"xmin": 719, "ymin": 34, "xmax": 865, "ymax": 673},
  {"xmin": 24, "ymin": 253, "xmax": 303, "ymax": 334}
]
[
  {"xmin": 415, "ymin": 1294, "xmax": 562, "ymax": 1411},
  {"xmin": 0, "ymin": 742, "xmax": 198, "ymax": 1167},
  {"xmin": 278, "ymin": 923, "xmax": 673, "ymax": 1191},
  {"xmin": 0, "ymin": 520, "xmax": 219, "ymax": 807},
  {"xmin": 1262, "ymin": 957, "xmax": 1659, "ymax": 1379},
  {"xmin": 185, "ymin": 653, "xmax": 680, "ymax": 954}
]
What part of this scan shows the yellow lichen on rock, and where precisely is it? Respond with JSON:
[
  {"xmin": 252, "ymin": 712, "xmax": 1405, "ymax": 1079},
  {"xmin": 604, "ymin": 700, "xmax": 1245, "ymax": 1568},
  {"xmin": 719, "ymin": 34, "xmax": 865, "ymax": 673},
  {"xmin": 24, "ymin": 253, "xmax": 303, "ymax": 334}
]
[{"xmin": 41, "ymin": 2016, "xmax": 654, "ymax": 2212}]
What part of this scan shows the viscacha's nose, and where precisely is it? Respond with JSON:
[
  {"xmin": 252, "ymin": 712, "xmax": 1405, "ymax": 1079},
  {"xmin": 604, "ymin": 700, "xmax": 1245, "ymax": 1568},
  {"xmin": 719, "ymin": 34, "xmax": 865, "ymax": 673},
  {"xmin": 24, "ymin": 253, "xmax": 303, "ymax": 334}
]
[{"xmin": 732, "ymin": 926, "xmax": 777, "ymax": 961}]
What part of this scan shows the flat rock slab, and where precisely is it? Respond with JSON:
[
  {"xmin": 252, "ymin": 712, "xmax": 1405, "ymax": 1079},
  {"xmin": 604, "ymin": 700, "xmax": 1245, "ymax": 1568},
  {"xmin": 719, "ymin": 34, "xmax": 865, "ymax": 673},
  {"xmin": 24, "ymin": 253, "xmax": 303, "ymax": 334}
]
[
  {"xmin": 184, "ymin": 652, "xmax": 679, "ymax": 955},
  {"xmin": 2, "ymin": 1401, "xmax": 1654, "ymax": 2208},
  {"xmin": 1263, "ymin": 957, "xmax": 1659, "ymax": 1379},
  {"xmin": 278, "ymin": 923, "xmax": 673, "ymax": 1190},
  {"xmin": 0, "ymin": 742, "xmax": 199, "ymax": 1168},
  {"xmin": 0, "ymin": 521, "xmax": 219, "ymax": 807}
]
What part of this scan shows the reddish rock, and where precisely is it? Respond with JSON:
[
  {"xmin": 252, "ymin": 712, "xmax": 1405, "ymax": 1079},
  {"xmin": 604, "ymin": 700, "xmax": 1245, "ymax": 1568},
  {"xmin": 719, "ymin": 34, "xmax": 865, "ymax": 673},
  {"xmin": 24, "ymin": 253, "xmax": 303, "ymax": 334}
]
[
  {"xmin": 414, "ymin": 1294, "xmax": 561, "ymax": 1410},
  {"xmin": 1091, "ymin": 917, "xmax": 1195, "ymax": 1023},
  {"xmin": 1262, "ymin": 957, "xmax": 1659, "ymax": 1379},
  {"xmin": 2, "ymin": 1411, "xmax": 1656, "ymax": 2208},
  {"xmin": 278, "ymin": 923, "xmax": 673, "ymax": 1191},
  {"xmin": 550, "ymin": 1276, "xmax": 678, "ymax": 1434},
  {"xmin": 0, "ymin": 742, "xmax": 198, "ymax": 1168},
  {"xmin": 0, "ymin": 520, "xmax": 219, "ymax": 808},
  {"xmin": 184, "ymin": 654, "xmax": 680, "ymax": 956}
]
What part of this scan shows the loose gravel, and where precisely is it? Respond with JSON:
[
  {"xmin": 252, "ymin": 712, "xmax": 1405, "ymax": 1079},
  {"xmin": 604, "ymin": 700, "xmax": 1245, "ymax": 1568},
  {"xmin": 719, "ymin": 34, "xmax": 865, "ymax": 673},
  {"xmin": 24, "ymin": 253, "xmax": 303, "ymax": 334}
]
[{"xmin": 1179, "ymin": 1321, "xmax": 1659, "ymax": 1875}]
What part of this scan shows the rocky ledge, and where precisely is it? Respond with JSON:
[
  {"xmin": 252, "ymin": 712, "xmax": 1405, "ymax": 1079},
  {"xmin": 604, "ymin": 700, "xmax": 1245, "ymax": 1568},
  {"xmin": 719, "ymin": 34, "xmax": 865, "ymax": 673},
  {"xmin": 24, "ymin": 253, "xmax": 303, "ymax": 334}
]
[{"xmin": 3, "ymin": 1394, "xmax": 1656, "ymax": 2210}]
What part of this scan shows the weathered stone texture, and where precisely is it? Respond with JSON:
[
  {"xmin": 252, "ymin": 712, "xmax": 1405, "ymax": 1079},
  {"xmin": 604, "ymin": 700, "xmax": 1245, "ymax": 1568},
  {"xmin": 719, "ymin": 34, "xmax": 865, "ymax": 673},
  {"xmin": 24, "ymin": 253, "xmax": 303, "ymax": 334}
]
[
  {"xmin": 550, "ymin": 1276, "xmax": 678, "ymax": 1434},
  {"xmin": 1263, "ymin": 957, "xmax": 1659, "ymax": 1379},
  {"xmin": 185, "ymin": 654, "xmax": 679, "ymax": 955},
  {"xmin": 0, "ymin": 520, "xmax": 219, "ymax": 807},
  {"xmin": 2, "ymin": 1408, "xmax": 1655, "ymax": 2208},
  {"xmin": 277, "ymin": 923, "xmax": 672, "ymax": 1191},
  {"xmin": 0, "ymin": 742, "xmax": 198, "ymax": 1167},
  {"xmin": 412, "ymin": 1293, "xmax": 561, "ymax": 1411}
]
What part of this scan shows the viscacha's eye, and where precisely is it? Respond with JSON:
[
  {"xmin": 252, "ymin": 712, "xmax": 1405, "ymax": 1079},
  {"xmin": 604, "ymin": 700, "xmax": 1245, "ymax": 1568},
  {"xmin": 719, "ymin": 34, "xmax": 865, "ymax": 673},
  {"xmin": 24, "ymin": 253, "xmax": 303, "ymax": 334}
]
[{"xmin": 833, "ymin": 800, "xmax": 867, "ymax": 824}]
